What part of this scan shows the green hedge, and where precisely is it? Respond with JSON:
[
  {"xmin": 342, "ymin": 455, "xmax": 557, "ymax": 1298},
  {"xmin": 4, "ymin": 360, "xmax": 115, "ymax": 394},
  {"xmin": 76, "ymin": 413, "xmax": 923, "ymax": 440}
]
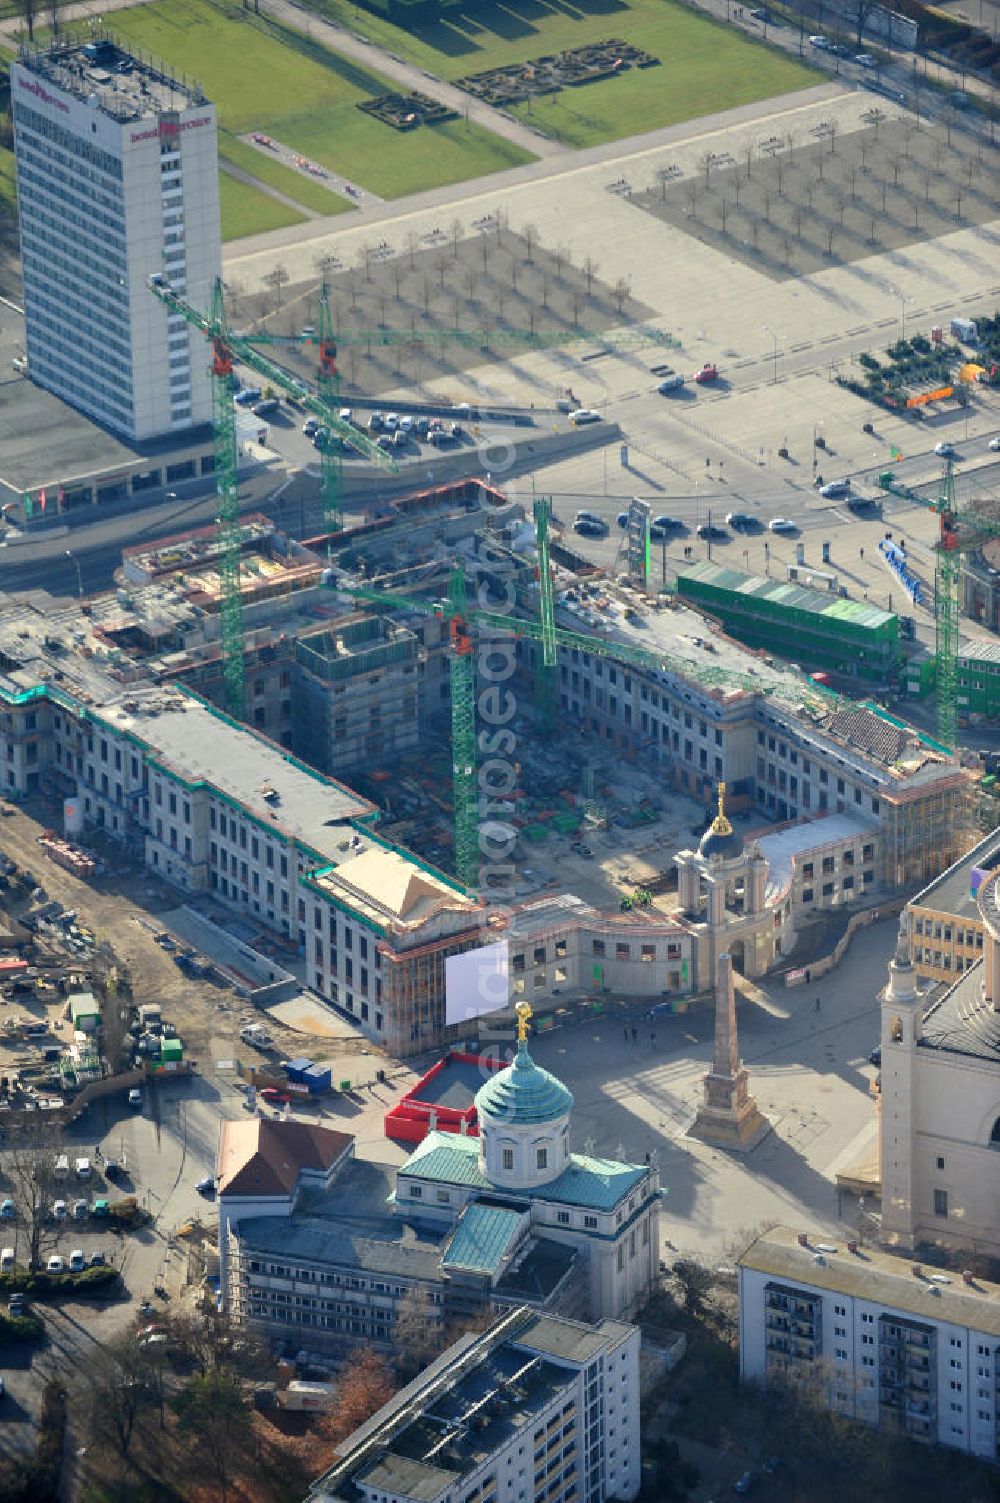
[
  {"xmin": 0, "ymin": 1312, "xmax": 43, "ymax": 1343},
  {"xmin": 0, "ymin": 1265, "xmax": 118, "ymax": 1297}
]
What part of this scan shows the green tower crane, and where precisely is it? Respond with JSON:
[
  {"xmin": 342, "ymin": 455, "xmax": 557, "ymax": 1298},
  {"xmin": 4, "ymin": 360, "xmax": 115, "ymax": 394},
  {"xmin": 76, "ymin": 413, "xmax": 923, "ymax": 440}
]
[
  {"xmin": 148, "ymin": 275, "xmax": 399, "ymax": 717},
  {"xmin": 532, "ymin": 493, "xmax": 557, "ymax": 736},
  {"xmin": 934, "ymin": 457, "xmax": 961, "ymax": 755},
  {"xmin": 314, "ymin": 285, "xmax": 342, "ymax": 535},
  {"xmin": 345, "ymin": 564, "xmax": 846, "ymax": 890}
]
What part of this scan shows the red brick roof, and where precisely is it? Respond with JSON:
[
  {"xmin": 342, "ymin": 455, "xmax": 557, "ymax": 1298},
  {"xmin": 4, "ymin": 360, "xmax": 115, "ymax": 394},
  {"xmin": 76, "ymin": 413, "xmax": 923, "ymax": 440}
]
[{"xmin": 217, "ymin": 1118, "xmax": 353, "ymax": 1198}]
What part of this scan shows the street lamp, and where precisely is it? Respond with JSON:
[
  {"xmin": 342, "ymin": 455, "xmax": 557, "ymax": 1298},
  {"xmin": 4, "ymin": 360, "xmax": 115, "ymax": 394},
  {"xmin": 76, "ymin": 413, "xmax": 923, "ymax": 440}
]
[
  {"xmin": 65, "ymin": 550, "xmax": 83, "ymax": 600},
  {"xmin": 763, "ymin": 325, "xmax": 781, "ymax": 385}
]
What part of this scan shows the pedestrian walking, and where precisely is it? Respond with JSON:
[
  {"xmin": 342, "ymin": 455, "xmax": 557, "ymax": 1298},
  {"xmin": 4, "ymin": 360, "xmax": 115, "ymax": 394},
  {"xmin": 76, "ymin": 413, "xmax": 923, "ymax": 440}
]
[
  {"xmin": 815, "ymin": 995, "xmax": 821, "ymax": 1012},
  {"xmin": 624, "ymin": 1025, "xmax": 629, "ymax": 1041},
  {"xmin": 650, "ymin": 1031, "xmax": 656, "ymax": 1046},
  {"xmin": 631, "ymin": 1026, "xmax": 638, "ymax": 1042}
]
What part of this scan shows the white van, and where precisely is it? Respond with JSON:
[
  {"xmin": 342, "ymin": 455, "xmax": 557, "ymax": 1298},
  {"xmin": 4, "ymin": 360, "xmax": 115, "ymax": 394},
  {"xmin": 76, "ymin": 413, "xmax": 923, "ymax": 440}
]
[
  {"xmin": 569, "ymin": 408, "xmax": 601, "ymax": 425},
  {"xmin": 54, "ymin": 1155, "xmax": 69, "ymax": 1181},
  {"xmin": 75, "ymin": 1158, "xmax": 91, "ymax": 1179},
  {"xmin": 0, "ymin": 1248, "xmax": 14, "ymax": 1273}
]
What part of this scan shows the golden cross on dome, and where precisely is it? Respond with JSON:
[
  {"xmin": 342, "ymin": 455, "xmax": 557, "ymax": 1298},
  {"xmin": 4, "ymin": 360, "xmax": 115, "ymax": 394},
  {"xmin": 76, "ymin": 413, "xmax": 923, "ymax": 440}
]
[
  {"xmin": 515, "ymin": 1000, "xmax": 533, "ymax": 1043},
  {"xmin": 711, "ymin": 781, "xmax": 733, "ymax": 836}
]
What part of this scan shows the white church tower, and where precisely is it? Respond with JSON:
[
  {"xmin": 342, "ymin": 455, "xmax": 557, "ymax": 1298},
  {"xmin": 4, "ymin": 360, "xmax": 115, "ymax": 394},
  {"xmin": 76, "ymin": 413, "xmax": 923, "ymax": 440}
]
[
  {"xmin": 880, "ymin": 911, "xmax": 923, "ymax": 1248},
  {"xmin": 475, "ymin": 1002, "xmax": 574, "ymax": 1190}
]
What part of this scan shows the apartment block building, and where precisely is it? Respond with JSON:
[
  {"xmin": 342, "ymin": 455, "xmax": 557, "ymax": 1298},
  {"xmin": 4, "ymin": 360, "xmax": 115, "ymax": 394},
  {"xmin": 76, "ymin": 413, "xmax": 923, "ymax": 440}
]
[
  {"xmin": 306, "ymin": 1307, "xmax": 641, "ymax": 1503},
  {"xmin": 12, "ymin": 37, "xmax": 219, "ymax": 440},
  {"xmin": 740, "ymin": 1226, "xmax": 1000, "ymax": 1458},
  {"xmin": 905, "ymin": 828, "xmax": 1000, "ymax": 984}
]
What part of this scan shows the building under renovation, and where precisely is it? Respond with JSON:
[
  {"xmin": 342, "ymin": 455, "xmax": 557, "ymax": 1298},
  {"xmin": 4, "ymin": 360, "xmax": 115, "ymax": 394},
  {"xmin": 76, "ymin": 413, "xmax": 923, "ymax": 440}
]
[{"xmin": 0, "ymin": 480, "xmax": 982, "ymax": 1054}]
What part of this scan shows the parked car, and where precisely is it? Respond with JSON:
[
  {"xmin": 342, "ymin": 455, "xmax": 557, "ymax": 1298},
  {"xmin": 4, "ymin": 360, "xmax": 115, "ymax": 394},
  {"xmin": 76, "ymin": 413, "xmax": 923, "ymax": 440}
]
[
  {"xmin": 414, "ymin": 416, "xmax": 430, "ymax": 436},
  {"xmin": 8, "ymin": 1293, "xmax": 24, "ymax": 1315},
  {"xmin": 819, "ymin": 479, "xmax": 851, "ymax": 498},
  {"xmin": 768, "ymin": 517, "xmax": 797, "ymax": 534},
  {"xmin": 252, "ymin": 399, "xmax": 280, "ymax": 417},
  {"xmin": 259, "ymin": 1088, "xmax": 291, "ymax": 1105},
  {"xmin": 574, "ymin": 519, "xmax": 607, "ymax": 538},
  {"xmin": 574, "ymin": 511, "xmax": 607, "ymax": 531},
  {"xmin": 52, "ymin": 1199, "xmax": 67, "ymax": 1220},
  {"xmin": 617, "ymin": 511, "xmax": 630, "ymax": 528},
  {"xmin": 868, "ymin": 1045, "xmax": 882, "ymax": 1066},
  {"xmin": 652, "ymin": 514, "xmax": 684, "ymax": 531},
  {"xmin": 72, "ymin": 1199, "xmax": 88, "ymax": 1220},
  {"xmin": 383, "ymin": 412, "xmax": 399, "ymax": 433},
  {"xmin": 128, "ymin": 1088, "xmax": 142, "ymax": 1108},
  {"xmin": 46, "ymin": 1254, "xmax": 64, "ymax": 1274},
  {"xmin": 68, "ymin": 1249, "xmax": 85, "ymax": 1272},
  {"xmin": 694, "ymin": 363, "xmax": 719, "ymax": 384},
  {"xmin": 657, "ymin": 373, "xmax": 685, "ymax": 393},
  {"xmin": 726, "ymin": 511, "xmax": 756, "ymax": 530},
  {"xmin": 696, "ymin": 522, "xmax": 728, "ymax": 541},
  {"xmin": 854, "ymin": 52, "xmax": 876, "ymax": 67},
  {"xmin": 568, "ymin": 408, "xmax": 601, "ymax": 425},
  {"xmin": 393, "ymin": 430, "xmax": 407, "ymax": 449},
  {"xmin": 398, "ymin": 415, "xmax": 415, "ymax": 433},
  {"xmin": 989, "ymin": 436, "xmax": 1000, "ymax": 452},
  {"xmin": 809, "ymin": 33, "xmax": 830, "ymax": 47},
  {"xmin": 303, "ymin": 417, "xmax": 319, "ymax": 437},
  {"xmin": 234, "ymin": 387, "xmax": 262, "ymax": 407},
  {"xmin": 0, "ymin": 1200, "xmax": 15, "ymax": 1220},
  {"xmin": 377, "ymin": 435, "xmax": 394, "ymax": 452},
  {"xmin": 934, "ymin": 441, "xmax": 956, "ymax": 457},
  {"xmin": 368, "ymin": 412, "xmax": 384, "ymax": 432},
  {"xmin": 195, "ymin": 1176, "xmax": 216, "ymax": 1195}
]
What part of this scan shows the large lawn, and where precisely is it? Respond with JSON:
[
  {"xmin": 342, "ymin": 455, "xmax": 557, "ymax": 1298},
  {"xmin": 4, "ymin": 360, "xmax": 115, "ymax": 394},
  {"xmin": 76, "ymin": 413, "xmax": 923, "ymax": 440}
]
[
  {"xmin": 217, "ymin": 133, "xmax": 352, "ymax": 217},
  {"xmin": 219, "ymin": 172, "xmax": 307, "ymax": 240},
  {"xmin": 110, "ymin": 0, "xmax": 534, "ymax": 200},
  {"xmin": 303, "ymin": 0, "xmax": 817, "ymax": 147}
]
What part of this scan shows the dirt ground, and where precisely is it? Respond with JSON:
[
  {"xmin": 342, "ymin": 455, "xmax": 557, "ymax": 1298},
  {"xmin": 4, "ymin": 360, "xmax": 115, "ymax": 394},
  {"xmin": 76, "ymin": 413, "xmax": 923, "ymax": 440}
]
[
  {"xmin": 0, "ymin": 796, "xmax": 304, "ymax": 1070},
  {"xmin": 632, "ymin": 112, "xmax": 1000, "ymax": 283},
  {"xmin": 227, "ymin": 223, "xmax": 655, "ymax": 397}
]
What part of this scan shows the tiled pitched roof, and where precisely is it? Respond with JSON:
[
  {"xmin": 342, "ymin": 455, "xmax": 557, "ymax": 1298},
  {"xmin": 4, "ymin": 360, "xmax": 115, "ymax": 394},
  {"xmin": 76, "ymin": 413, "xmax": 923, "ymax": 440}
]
[{"xmin": 217, "ymin": 1119, "xmax": 352, "ymax": 1197}]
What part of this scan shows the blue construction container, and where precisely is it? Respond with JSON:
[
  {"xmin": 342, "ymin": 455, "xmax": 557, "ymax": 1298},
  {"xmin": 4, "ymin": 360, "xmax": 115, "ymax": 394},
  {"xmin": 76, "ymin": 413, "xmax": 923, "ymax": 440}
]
[
  {"xmin": 285, "ymin": 1057, "xmax": 314, "ymax": 1084},
  {"xmin": 302, "ymin": 1063, "xmax": 332, "ymax": 1094}
]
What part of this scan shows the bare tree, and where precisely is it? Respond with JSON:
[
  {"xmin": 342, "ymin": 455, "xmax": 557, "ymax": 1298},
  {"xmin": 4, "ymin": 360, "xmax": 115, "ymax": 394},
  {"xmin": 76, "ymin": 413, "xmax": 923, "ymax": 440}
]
[
  {"xmin": 449, "ymin": 217, "xmax": 463, "ymax": 258},
  {"xmin": 698, "ymin": 149, "xmax": 715, "ymax": 188},
  {"xmin": 782, "ymin": 233, "xmax": 794, "ymax": 265},
  {"xmin": 480, "ymin": 234, "xmax": 491, "ymax": 274},
  {"xmin": 570, "ymin": 290, "xmax": 583, "ymax": 326},
  {"xmin": 463, "ymin": 265, "xmax": 479, "ymax": 305},
  {"xmin": 421, "ymin": 276, "xmax": 432, "ymax": 314},
  {"xmin": 313, "ymin": 250, "xmax": 336, "ymax": 281},
  {"xmin": 733, "ymin": 175, "xmax": 742, "ymax": 208},
  {"xmin": 521, "ymin": 222, "xmax": 538, "ymax": 262},
  {"xmin": 436, "ymin": 253, "xmax": 448, "ymax": 291},
  {"xmin": 7, "ymin": 1126, "xmax": 58, "ymax": 1271},
  {"xmin": 541, "ymin": 274, "xmax": 551, "ymax": 309},
  {"xmin": 554, "ymin": 242, "xmax": 570, "ymax": 280},
  {"xmin": 825, "ymin": 224, "xmax": 837, "ymax": 257},
  {"xmin": 720, "ymin": 198, "xmax": 729, "ymax": 235},
  {"xmin": 358, "ymin": 243, "xmax": 374, "ymax": 282},
  {"xmin": 405, "ymin": 230, "xmax": 419, "ymax": 269},
  {"xmin": 583, "ymin": 256, "xmax": 598, "ymax": 296},
  {"xmin": 744, "ymin": 139, "xmax": 756, "ymax": 179},
  {"xmin": 655, "ymin": 167, "xmax": 672, "ymax": 201},
  {"xmin": 47, "ymin": 0, "xmax": 60, "ymax": 36},
  {"xmin": 493, "ymin": 205, "xmax": 509, "ymax": 245},
  {"xmin": 612, "ymin": 276, "xmax": 631, "ymax": 314},
  {"xmin": 774, "ymin": 157, "xmax": 787, "ymax": 195},
  {"xmin": 393, "ymin": 1287, "xmax": 442, "ymax": 1380},
  {"xmin": 89, "ymin": 1333, "xmax": 149, "ymax": 1463},
  {"xmin": 263, "ymin": 262, "xmax": 289, "ymax": 311},
  {"xmin": 509, "ymin": 261, "xmax": 519, "ymax": 293}
]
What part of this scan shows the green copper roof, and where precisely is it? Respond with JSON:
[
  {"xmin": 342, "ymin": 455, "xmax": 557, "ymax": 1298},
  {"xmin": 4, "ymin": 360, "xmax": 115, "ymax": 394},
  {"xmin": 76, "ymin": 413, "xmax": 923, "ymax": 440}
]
[
  {"xmin": 400, "ymin": 1132, "xmax": 651, "ymax": 1213},
  {"xmin": 474, "ymin": 1041, "xmax": 574, "ymax": 1126},
  {"xmin": 441, "ymin": 1203, "xmax": 525, "ymax": 1276}
]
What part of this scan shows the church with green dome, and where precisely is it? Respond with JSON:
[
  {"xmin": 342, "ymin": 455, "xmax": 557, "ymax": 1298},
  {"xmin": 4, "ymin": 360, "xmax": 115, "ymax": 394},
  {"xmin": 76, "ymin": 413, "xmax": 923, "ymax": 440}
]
[{"xmin": 394, "ymin": 1004, "xmax": 663, "ymax": 1321}]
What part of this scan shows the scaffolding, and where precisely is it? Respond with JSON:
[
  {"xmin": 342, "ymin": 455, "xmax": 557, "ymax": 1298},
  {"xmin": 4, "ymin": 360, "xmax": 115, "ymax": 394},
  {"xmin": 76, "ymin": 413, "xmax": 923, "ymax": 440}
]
[{"xmin": 878, "ymin": 772, "xmax": 981, "ymax": 891}]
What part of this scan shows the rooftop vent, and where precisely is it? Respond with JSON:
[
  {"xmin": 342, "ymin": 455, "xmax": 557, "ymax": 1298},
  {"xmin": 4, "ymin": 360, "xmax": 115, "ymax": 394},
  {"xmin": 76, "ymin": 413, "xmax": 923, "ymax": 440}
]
[{"xmin": 796, "ymin": 1233, "xmax": 809, "ymax": 1248}]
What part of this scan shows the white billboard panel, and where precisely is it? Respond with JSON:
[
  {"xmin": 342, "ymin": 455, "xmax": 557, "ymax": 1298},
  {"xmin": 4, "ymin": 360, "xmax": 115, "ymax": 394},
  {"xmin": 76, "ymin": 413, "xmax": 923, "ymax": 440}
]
[{"xmin": 445, "ymin": 942, "xmax": 510, "ymax": 1027}]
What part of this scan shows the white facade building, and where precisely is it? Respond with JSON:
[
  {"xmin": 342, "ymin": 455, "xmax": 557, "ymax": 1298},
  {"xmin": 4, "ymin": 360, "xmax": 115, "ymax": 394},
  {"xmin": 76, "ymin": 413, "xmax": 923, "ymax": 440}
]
[
  {"xmin": 739, "ymin": 1225, "xmax": 1000, "ymax": 1459},
  {"xmin": 308, "ymin": 1307, "xmax": 641, "ymax": 1503},
  {"xmin": 11, "ymin": 38, "xmax": 219, "ymax": 441}
]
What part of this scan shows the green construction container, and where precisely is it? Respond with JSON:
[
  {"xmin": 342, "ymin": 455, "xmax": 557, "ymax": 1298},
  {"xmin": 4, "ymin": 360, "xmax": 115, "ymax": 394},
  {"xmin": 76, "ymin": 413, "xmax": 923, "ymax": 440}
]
[{"xmin": 161, "ymin": 1039, "xmax": 183, "ymax": 1062}]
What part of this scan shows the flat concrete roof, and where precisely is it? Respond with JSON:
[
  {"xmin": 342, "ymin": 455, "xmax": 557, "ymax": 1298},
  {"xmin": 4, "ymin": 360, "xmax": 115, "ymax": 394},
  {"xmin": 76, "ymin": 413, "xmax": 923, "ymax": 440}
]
[
  {"xmin": 742, "ymin": 1225, "xmax": 1000, "ymax": 1338},
  {"xmin": 912, "ymin": 827, "xmax": 1000, "ymax": 923},
  {"xmin": 96, "ymin": 687, "xmax": 372, "ymax": 862},
  {"xmin": 0, "ymin": 361, "xmax": 211, "ymax": 497},
  {"xmin": 17, "ymin": 41, "xmax": 206, "ymax": 123}
]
